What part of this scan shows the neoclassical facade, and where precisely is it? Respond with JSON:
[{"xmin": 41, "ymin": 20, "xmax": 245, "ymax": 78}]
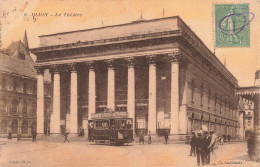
[
  {"xmin": 0, "ymin": 36, "xmax": 51, "ymax": 137},
  {"xmin": 31, "ymin": 16, "xmax": 240, "ymax": 138}
]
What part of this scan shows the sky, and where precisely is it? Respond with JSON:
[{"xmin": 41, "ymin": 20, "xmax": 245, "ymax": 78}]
[{"xmin": 0, "ymin": 0, "xmax": 259, "ymax": 87}]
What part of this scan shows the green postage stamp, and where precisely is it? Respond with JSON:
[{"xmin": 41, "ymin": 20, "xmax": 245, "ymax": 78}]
[{"xmin": 215, "ymin": 4, "xmax": 253, "ymax": 47}]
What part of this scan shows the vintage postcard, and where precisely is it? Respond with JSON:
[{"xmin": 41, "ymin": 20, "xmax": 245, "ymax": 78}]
[{"xmin": 0, "ymin": 0, "xmax": 259, "ymax": 167}]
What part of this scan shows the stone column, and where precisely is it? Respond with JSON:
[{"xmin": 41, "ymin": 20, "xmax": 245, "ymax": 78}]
[
  {"xmin": 106, "ymin": 60, "xmax": 115, "ymax": 111},
  {"xmin": 36, "ymin": 67, "xmax": 44, "ymax": 134},
  {"xmin": 87, "ymin": 61, "xmax": 96, "ymax": 120},
  {"xmin": 170, "ymin": 51, "xmax": 181, "ymax": 135},
  {"xmin": 69, "ymin": 64, "xmax": 78, "ymax": 134},
  {"xmin": 179, "ymin": 59, "xmax": 188, "ymax": 135},
  {"xmin": 127, "ymin": 58, "xmax": 135, "ymax": 131},
  {"xmin": 147, "ymin": 56, "xmax": 157, "ymax": 134},
  {"xmin": 51, "ymin": 66, "xmax": 61, "ymax": 134}
]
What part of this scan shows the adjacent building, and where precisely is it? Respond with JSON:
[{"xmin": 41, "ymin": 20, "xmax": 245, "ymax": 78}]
[
  {"xmin": 236, "ymin": 70, "xmax": 260, "ymax": 160},
  {"xmin": 31, "ymin": 16, "xmax": 240, "ymax": 138},
  {"xmin": 0, "ymin": 33, "xmax": 51, "ymax": 137}
]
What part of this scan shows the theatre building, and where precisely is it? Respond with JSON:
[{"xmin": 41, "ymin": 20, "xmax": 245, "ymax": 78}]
[{"xmin": 31, "ymin": 16, "xmax": 240, "ymax": 138}]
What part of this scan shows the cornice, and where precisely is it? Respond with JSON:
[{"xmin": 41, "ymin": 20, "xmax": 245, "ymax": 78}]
[{"xmin": 30, "ymin": 30, "xmax": 181, "ymax": 54}]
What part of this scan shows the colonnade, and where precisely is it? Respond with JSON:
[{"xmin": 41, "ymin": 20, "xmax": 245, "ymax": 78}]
[{"xmin": 35, "ymin": 51, "xmax": 183, "ymax": 135}]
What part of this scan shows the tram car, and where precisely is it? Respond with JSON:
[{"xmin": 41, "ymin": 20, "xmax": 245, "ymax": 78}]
[{"xmin": 89, "ymin": 111, "xmax": 134, "ymax": 145}]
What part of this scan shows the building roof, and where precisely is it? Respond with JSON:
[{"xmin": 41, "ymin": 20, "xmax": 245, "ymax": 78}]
[
  {"xmin": 0, "ymin": 40, "xmax": 37, "ymax": 79},
  {"xmin": 32, "ymin": 16, "xmax": 237, "ymax": 85},
  {"xmin": 39, "ymin": 16, "xmax": 179, "ymax": 47}
]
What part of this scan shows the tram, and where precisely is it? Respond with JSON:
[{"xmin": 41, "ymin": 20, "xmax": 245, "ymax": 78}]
[{"xmin": 88, "ymin": 111, "xmax": 134, "ymax": 145}]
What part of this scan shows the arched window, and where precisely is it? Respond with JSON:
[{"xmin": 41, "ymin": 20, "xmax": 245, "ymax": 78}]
[
  {"xmin": 23, "ymin": 83, "xmax": 27, "ymax": 93},
  {"xmin": 1, "ymin": 78, "xmax": 6, "ymax": 90},
  {"xmin": 13, "ymin": 80, "xmax": 17, "ymax": 92},
  {"xmin": 224, "ymin": 98, "xmax": 227, "ymax": 115},
  {"xmin": 191, "ymin": 80, "xmax": 195, "ymax": 104},
  {"xmin": 11, "ymin": 99, "xmax": 18, "ymax": 113},
  {"xmin": 31, "ymin": 103, "xmax": 36, "ymax": 115},
  {"xmin": 11, "ymin": 120, "xmax": 18, "ymax": 134},
  {"xmin": 0, "ymin": 120, "xmax": 7, "ymax": 133},
  {"xmin": 22, "ymin": 121, "xmax": 28, "ymax": 134},
  {"xmin": 22, "ymin": 101, "xmax": 27, "ymax": 114},
  {"xmin": 200, "ymin": 84, "xmax": 204, "ymax": 107},
  {"xmin": 208, "ymin": 88, "xmax": 211, "ymax": 109},
  {"xmin": 31, "ymin": 121, "xmax": 36, "ymax": 132},
  {"xmin": 0, "ymin": 98, "xmax": 7, "ymax": 114},
  {"xmin": 214, "ymin": 93, "xmax": 217, "ymax": 111}
]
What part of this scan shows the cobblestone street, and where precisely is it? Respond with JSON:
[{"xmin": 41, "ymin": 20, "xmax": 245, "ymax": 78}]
[{"xmin": 0, "ymin": 139, "xmax": 259, "ymax": 167}]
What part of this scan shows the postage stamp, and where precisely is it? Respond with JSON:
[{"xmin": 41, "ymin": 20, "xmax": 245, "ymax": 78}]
[{"xmin": 215, "ymin": 4, "xmax": 252, "ymax": 47}]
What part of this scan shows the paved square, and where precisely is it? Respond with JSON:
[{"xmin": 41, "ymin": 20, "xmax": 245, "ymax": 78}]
[{"xmin": 0, "ymin": 140, "xmax": 259, "ymax": 167}]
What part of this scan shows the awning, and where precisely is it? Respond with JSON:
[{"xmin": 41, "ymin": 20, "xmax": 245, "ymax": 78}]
[
  {"xmin": 209, "ymin": 116, "xmax": 216, "ymax": 123},
  {"xmin": 187, "ymin": 110, "xmax": 193, "ymax": 119},
  {"xmin": 216, "ymin": 118, "xmax": 221, "ymax": 124},
  {"xmin": 226, "ymin": 121, "xmax": 230, "ymax": 126},
  {"xmin": 221, "ymin": 119, "xmax": 226, "ymax": 125},
  {"xmin": 193, "ymin": 112, "xmax": 201, "ymax": 120},
  {"xmin": 202, "ymin": 114, "xmax": 209, "ymax": 122}
]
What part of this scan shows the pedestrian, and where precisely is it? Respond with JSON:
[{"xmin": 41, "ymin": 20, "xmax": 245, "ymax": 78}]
[
  {"xmin": 32, "ymin": 129, "xmax": 37, "ymax": 142},
  {"xmin": 8, "ymin": 131, "xmax": 12, "ymax": 140},
  {"xmin": 139, "ymin": 131, "xmax": 144, "ymax": 145},
  {"xmin": 247, "ymin": 132, "xmax": 255, "ymax": 161},
  {"xmin": 190, "ymin": 131, "xmax": 196, "ymax": 156},
  {"xmin": 195, "ymin": 131, "xmax": 204, "ymax": 166},
  {"xmin": 219, "ymin": 136, "xmax": 224, "ymax": 145},
  {"xmin": 164, "ymin": 131, "xmax": 169, "ymax": 145},
  {"xmin": 64, "ymin": 132, "xmax": 69, "ymax": 143},
  {"xmin": 203, "ymin": 131, "xmax": 211, "ymax": 165},
  {"xmin": 17, "ymin": 133, "xmax": 21, "ymax": 141},
  {"xmin": 227, "ymin": 134, "xmax": 231, "ymax": 144},
  {"xmin": 223, "ymin": 134, "xmax": 226, "ymax": 143},
  {"xmin": 208, "ymin": 131, "xmax": 218, "ymax": 154},
  {"xmin": 148, "ymin": 131, "xmax": 152, "ymax": 144}
]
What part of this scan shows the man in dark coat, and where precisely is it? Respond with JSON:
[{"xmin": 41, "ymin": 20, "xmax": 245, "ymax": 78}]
[
  {"xmin": 247, "ymin": 132, "xmax": 255, "ymax": 161},
  {"xmin": 203, "ymin": 131, "xmax": 211, "ymax": 165},
  {"xmin": 227, "ymin": 134, "xmax": 231, "ymax": 144},
  {"xmin": 8, "ymin": 131, "xmax": 12, "ymax": 140},
  {"xmin": 32, "ymin": 129, "xmax": 37, "ymax": 142},
  {"xmin": 190, "ymin": 131, "xmax": 196, "ymax": 156},
  {"xmin": 139, "ymin": 131, "xmax": 144, "ymax": 144},
  {"xmin": 164, "ymin": 131, "xmax": 169, "ymax": 145},
  {"xmin": 64, "ymin": 132, "xmax": 69, "ymax": 143},
  {"xmin": 195, "ymin": 131, "xmax": 204, "ymax": 166},
  {"xmin": 148, "ymin": 131, "xmax": 152, "ymax": 144}
]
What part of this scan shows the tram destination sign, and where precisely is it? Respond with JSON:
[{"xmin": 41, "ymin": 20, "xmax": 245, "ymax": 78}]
[{"xmin": 91, "ymin": 112, "xmax": 128, "ymax": 119}]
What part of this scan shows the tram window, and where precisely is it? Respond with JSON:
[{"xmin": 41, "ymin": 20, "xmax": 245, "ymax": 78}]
[
  {"xmin": 126, "ymin": 120, "xmax": 132, "ymax": 129},
  {"xmin": 111, "ymin": 119, "xmax": 115, "ymax": 129},
  {"xmin": 119, "ymin": 120, "xmax": 127, "ymax": 129},
  {"xmin": 94, "ymin": 120, "xmax": 109, "ymax": 130}
]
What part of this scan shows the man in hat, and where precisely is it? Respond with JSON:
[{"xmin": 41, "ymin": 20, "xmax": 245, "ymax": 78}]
[
  {"xmin": 208, "ymin": 131, "xmax": 218, "ymax": 154},
  {"xmin": 195, "ymin": 131, "xmax": 204, "ymax": 166},
  {"xmin": 203, "ymin": 131, "xmax": 211, "ymax": 165},
  {"xmin": 190, "ymin": 131, "xmax": 196, "ymax": 156}
]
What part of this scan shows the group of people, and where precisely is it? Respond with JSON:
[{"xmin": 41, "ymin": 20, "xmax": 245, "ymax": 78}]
[
  {"xmin": 217, "ymin": 134, "xmax": 231, "ymax": 145},
  {"xmin": 138, "ymin": 130, "xmax": 169, "ymax": 145},
  {"xmin": 190, "ymin": 130, "xmax": 218, "ymax": 166},
  {"xmin": 7, "ymin": 129, "xmax": 37, "ymax": 142}
]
